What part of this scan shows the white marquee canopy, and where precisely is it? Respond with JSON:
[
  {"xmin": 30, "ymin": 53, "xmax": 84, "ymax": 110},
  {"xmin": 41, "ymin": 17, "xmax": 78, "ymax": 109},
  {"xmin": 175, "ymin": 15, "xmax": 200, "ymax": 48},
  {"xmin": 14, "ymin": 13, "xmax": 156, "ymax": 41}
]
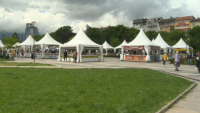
[
  {"xmin": 172, "ymin": 38, "xmax": 193, "ymax": 54},
  {"xmin": 102, "ymin": 41, "xmax": 114, "ymax": 55},
  {"xmin": 35, "ymin": 32, "xmax": 61, "ymax": 45},
  {"xmin": 59, "ymin": 28, "xmax": 103, "ymax": 62},
  {"xmin": 114, "ymin": 40, "xmax": 127, "ymax": 53},
  {"xmin": 153, "ymin": 33, "xmax": 173, "ymax": 53},
  {"xmin": 19, "ymin": 35, "xmax": 36, "ymax": 46},
  {"xmin": 121, "ymin": 29, "xmax": 160, "ymax": 61},
  {"xmin": 0, "ymin": 40, "xmax": 4, "ymax": 47}
]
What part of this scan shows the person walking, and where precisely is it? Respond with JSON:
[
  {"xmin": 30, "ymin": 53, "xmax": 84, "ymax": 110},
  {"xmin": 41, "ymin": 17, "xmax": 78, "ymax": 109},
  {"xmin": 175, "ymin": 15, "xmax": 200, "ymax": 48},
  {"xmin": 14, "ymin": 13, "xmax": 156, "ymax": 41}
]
[
  {"xmin": 31, "ymin": 51, "xmax": 34, "ymax": 59},
  {"xmin": 162, "ymin": 52, "xmax": 167, "ymax": 65},
  {"xmin": 187, "ymin": 52, "xmax": 192, "ymax": 66},
  {"xmin": 195, "ymin": 52, "xmax": 199, "ymax": 69},
  {"xmin": 21, "ymin": 49, "xmax": 24, "ymax": 58},
  {"xmin": 63, "ymin": 50, "xmax": 68, "ymax": 61},
  {"xmin": 175, "ymin": 51, "xmax": 180, "ymax": 71},
  {"xmin": 73, "ymin": 51, "xmax": 77, "ymax": 63}
]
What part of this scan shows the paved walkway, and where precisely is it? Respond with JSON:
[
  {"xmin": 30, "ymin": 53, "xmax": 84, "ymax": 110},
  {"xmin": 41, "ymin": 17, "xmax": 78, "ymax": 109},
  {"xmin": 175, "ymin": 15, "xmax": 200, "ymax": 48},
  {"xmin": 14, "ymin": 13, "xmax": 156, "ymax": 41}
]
[{"xmin": 6, "ymin": 57, "xmax": 200, "ymax": 112}]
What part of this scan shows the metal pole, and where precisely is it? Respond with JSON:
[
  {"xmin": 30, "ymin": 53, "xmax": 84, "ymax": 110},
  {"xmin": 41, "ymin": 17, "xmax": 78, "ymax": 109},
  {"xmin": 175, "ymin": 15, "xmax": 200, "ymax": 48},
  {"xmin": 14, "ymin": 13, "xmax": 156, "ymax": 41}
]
[{"xmin": 33, "ymin": 26, "xmax": 35, "ymax": 63}]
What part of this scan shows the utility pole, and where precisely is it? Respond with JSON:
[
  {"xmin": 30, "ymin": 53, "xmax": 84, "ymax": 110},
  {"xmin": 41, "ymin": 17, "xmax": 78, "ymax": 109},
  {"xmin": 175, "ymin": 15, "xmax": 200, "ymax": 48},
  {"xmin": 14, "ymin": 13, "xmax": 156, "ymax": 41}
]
[{"xmin": 32, "ymin": 21, "xmax": 36, "ymax": 63}]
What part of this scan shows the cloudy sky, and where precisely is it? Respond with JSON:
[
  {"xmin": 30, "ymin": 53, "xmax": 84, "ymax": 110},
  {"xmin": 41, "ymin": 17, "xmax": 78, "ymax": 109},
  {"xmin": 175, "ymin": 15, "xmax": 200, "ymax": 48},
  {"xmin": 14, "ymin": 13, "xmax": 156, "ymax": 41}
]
[{"xmin": 0, "ymin": 0, "xmax": 200, "ymax": 34}]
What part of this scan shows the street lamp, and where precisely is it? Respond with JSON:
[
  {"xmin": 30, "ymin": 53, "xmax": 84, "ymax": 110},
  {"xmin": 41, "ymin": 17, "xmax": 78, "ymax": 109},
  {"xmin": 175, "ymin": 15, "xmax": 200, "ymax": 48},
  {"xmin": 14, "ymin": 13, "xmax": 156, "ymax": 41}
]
[{"xmin": 32, "ymin": 21, "xmax": 36, "ymax": 63}]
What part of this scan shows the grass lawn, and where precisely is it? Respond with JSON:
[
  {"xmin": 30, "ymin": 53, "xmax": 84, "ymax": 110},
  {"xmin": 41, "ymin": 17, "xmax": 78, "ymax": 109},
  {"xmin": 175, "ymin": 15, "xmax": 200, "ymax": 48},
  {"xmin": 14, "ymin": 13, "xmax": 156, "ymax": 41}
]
[
  {"xmin": 0, "ymin": 68, "xmax": 193, "ymax": 113},
  {"xmin": 0, "ymin": 59, "xmax": 53, "ymax": 66}
]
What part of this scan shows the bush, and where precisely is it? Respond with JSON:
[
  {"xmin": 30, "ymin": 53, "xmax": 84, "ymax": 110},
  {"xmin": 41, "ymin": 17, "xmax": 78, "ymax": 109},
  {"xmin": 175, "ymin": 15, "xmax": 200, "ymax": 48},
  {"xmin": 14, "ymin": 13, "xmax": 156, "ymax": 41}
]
[
  {"xmin": 168, "ymin": 58, "xmax": 175, "ymax": 64},
  {"xmin": 4, "ymin": 56, "xmax": 10, "ymax": 59},
  {"xmin": 0, "ymin": 55, "xmax": 3, "ymax": 59}
]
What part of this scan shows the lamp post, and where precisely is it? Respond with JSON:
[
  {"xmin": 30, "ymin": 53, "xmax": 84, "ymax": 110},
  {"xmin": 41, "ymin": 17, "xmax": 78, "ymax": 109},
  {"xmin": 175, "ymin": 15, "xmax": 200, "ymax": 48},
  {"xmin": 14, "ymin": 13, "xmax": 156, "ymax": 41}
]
[
  {"xmin": 32, "ymin": 21, "xmax": 36, "ymax": 63},
  {"xmin": 2, "ymin": 30, "xmax": 5, "ymax": 38}
]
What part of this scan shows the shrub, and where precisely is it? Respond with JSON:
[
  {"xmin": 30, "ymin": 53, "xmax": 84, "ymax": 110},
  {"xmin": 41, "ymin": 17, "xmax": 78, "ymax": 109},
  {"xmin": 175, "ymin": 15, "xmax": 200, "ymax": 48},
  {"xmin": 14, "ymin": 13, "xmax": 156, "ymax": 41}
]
[
  {"xmin": 0, "ymin": 55, "xmax": 3, "ymax": 59},
  {"xmin": 4, "ymin": 56, "xmax": 10, "ymax": 59},
  {"xmin": 103, "ymin": 55, "xmax": 118, "ymax": 57},
  {"xmin": 168, "ymin": 58, "xmax": 175, "ymax": 64}
]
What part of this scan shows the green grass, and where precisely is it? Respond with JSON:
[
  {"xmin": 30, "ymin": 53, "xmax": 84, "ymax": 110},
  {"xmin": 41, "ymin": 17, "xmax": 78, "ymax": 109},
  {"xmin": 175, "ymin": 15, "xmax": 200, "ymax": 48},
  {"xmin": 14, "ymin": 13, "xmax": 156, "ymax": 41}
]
[
  {"xmin": 0, "ymin": 59, "xmax": 53, "ymax": 66},
  {"xmin": 0, "ymin": 68, "xmax": 193, "ymax": 113}
]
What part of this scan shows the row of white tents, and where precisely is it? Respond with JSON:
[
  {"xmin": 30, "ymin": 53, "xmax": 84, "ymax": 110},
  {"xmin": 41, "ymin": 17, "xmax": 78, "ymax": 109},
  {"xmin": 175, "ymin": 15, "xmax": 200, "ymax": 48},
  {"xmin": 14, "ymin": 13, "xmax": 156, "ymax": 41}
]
[{"xmin": 0, "ymin": 28, "xmax": 192, "ymax": 62}]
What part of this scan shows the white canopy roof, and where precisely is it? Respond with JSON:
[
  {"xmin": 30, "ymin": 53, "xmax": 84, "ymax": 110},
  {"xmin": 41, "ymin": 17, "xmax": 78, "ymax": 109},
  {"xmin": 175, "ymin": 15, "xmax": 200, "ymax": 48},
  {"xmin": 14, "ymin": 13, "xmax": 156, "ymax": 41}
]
[
  {"xmin": 152, "ymin": 39, "xmax": 155, "ymax": 43},
  {"xmin": 153, "ymin": 33, "xmax": 172, "ymax": 48},
  {"xmin": 172, "ymin": 38, "xmax": 191, "ymax": 49},
  {"xmin": 124, "ymin": 29, "xmax": 158, "ymax": 46},
  {"xmin": 102, "ymin": 41, "xmax": 114, "ymax": 50},
  {"xmin": 13, "ymin": 42, "xmax": 21, "ymax": 47},
  {"xmin": 61, "ymin": 28, "xmax": 101, "ymax": 47},
  {"xmin": 115, "ymin": 40, "xmax": 127, "ymax": 49},
  {"xmin": 19, "ymin": 35, "xmax": 36, "ymax": 46},
  {"xmin": 0, "ymin": 40, "xmax": 4, "ymax": 47},
  {"xmin": 35, "ymin": 32, "xmax": 61, "ymax": 45}
]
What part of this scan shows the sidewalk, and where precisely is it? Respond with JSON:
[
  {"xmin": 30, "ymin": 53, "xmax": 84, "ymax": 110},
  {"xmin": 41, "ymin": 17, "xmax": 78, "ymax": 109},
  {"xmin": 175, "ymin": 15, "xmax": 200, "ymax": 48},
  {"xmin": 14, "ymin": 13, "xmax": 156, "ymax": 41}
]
[{"xmin": 5, "ymin": 57, "xmax": 200, "ymax": 112}]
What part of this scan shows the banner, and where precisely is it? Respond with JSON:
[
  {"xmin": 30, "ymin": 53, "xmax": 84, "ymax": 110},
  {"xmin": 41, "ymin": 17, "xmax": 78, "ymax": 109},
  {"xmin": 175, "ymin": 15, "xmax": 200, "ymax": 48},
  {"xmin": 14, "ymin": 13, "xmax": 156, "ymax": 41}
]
[
  {"xmin": 175, "ymin": 48, "xmax": 192, "ymax": 51},
  {"xmin": 151, "ymin": 46, "xmax": 160, "ymax": 50},
  {"xmin": 124, "ymin": 46, "xmax": 144, "ymax": 50}
]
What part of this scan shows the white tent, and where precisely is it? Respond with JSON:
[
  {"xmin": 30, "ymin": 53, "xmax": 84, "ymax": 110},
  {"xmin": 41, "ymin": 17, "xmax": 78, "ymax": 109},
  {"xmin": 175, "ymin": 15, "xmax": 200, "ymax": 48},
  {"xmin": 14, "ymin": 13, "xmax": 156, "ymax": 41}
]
[
  {"xmin": 0, "ymin": 40, "xmax": 4, "ymax": 47},
  {"xmin": 153, "ymin": 33, "xmax": 173, "ymax": 53},
  {"xmin": 35, "ymin": 32, "xmax": 61, "ymax": 58},
  {"xmin": 102, "ymin": 41, "xmax": 114, "ymax": 55},
  {"xmin": 121, "ymin": 29, "xmax": 160, "ymax": 61},
  {"xmin": 0, "ymin": 40, "xmax": 4, "ymax": 55},
  {"xmin": 13, "ymin": 42, "xmax": 21, "ymax": 47},
  {"xmin": 59, "ymin": 28, "xmax": 103, "ymax": 62},
  {"xmin": 172, "ymin": 38, "xmax": 193, "ymax": 54},
  {"xmin": 151, "ymin": 39, "xmax": 155, "ymax": 43},
  {"xmin": 114, "ymin": 40, "xmax": 127, "ymax": 53},
  {"xmin": 18, "ymin": 35, "xmax": 36, "ymax": 57}
]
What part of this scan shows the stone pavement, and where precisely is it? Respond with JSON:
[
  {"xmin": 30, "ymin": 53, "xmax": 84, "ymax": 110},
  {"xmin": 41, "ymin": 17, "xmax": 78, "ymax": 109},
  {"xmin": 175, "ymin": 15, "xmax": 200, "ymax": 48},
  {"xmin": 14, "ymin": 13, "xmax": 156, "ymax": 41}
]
[{"xmin": 8, "ymin": 57, "xmax": 200, "ymax": 112}]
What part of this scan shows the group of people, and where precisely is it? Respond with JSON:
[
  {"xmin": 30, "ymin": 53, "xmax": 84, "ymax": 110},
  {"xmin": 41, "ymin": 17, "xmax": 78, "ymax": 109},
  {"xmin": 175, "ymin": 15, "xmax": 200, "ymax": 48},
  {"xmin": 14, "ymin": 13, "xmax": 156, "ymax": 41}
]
[
  {"xmin": 162, "ymin": 51, "xmax": 200, "ymax": 72},
  {"xmin": 63, "ymin": 50, "xmax": 77, "ymax": 63}
]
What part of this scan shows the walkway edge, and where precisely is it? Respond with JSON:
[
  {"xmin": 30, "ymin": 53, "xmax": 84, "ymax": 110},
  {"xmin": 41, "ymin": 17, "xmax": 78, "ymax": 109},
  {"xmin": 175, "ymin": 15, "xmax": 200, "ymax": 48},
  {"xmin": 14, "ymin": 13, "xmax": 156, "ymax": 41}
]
[{"xmin": 156, "ymin": 82, "xmax": 197, "ymax": 113}]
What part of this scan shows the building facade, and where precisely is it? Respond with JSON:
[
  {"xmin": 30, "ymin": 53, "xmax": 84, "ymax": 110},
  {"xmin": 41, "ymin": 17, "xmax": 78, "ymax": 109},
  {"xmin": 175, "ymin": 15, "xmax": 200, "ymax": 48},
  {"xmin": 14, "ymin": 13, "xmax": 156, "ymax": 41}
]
[
  {"xmin": 191, "ymin": 18, "xmax": 200, "ymax": 28},
  {"xmin": 175, "ymin": 16, "xmax": 195, "ymax": 32},
  {"xmin": 25, "ymin": 22, "xmax": 39, "ymax": 39},
  {"xmin": 133, "ymin": 17, "xmax": 162, "ymax": 32},
  {"xmin": 158, "ymin": 17, "xmax": 176, "ymax": 32}
]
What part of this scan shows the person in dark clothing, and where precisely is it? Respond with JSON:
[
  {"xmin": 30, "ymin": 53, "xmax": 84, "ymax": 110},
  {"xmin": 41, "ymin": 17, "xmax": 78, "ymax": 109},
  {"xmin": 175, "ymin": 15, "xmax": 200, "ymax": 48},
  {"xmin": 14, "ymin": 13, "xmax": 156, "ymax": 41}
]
[
  {"xmin": 195, "ymin": 52, "xmax": 199, "ymax": 69},
  {"xmin": 31, "ymin": 51, "xmax": 34, "ymax": 59},
  {"xmin": 63, "ymin": 50, "xmax": 68, "ymax": 61},
  {"xmin": 198, "ymin": 53, "xmax": 200, "ymax": 73},
  {"xmin": 187, "ymin": 52, "xmax": 192, "ymax": 65}
]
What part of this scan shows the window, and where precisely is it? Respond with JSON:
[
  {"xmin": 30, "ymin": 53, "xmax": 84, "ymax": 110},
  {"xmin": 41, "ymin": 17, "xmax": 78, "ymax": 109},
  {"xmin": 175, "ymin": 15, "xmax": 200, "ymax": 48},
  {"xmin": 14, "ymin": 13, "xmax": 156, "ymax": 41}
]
[
  {"xmin": 176, "ymin": 25, "xmax": 178, "ymax": 28},
  {"xmin": 187, "ymin": 24, "xmax": 190, "ymax": 27},
  {"xmin": 192, "ymin": 23, "xmax": 195, "ymax": 27},
  {"xmin": 165, "ymin": 27, "xmax": 168, "ymax": 29},
  {"xmin": 180, "ymin": 25, "xmax": 183, "ymax": 27},
  {"xmin": 160, "ymin": 27, "xmax": 163, "ymax": 30}
]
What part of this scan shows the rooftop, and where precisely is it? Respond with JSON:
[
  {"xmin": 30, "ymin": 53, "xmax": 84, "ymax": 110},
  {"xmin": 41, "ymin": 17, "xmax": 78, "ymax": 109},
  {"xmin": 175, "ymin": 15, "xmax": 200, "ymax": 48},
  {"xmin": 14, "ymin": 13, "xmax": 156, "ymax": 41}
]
[
  {"xmin": 176, "ymin": 16, "xmax": 195, "ymax": 21},
  {"xmin": 191, "ymin": 18, "xmax": 200, "ymax": 22}
]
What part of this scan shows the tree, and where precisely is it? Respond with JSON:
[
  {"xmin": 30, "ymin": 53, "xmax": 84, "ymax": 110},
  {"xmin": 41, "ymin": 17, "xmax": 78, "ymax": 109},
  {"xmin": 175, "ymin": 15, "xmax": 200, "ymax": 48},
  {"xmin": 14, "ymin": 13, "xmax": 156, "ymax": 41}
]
[
  {"xmin": 33, "ymin": 35, "xmax": 43, "ymax": 41},
  {"xmin": 145, "ymin": 31, "xmax": 158, "ymax": 40},
  {"xmin": 12, "ymin": 32, "xmax": 18, "ymax": 39},
  {"xmin": 110, "ymin": 37, "xmax": 121, "ymax": 47},
  {"xmin": 187, "ymin": 26, "xmax": 200, "ymax": 53},
  {"xmin": 54, "ymin": 26, "xmax": 75, "ymax": 44},
  {"xmin": 2, "ymin": 37, "xmax": 18, "ymax": 45}
]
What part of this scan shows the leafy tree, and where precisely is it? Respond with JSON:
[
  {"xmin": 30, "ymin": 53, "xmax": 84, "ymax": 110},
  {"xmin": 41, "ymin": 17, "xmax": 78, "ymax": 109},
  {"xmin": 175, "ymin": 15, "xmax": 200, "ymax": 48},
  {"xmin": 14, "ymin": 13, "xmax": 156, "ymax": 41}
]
[
  {"xmin": 170, "ymin": 26, "xmax": 175, "ymax": 32},
  {"xmin": 54, "ymin": 26, "xmax": 75, "ymax": 44},
  {"xmin": 145, "ymin": 31, "xmax": 158, "ymax": 40},
  {"xmin": 110, "ymin": 37, "xmax": 121, "ymax": 47},
  {"xmin": 2, "ymin": 37, "xmax": 18, "ymax": 45},
  {"xmin": 187, "ymin": 26, "xmax": 200, "ymax": 53},
  {"xmin": 12, "ymin": 32, "xmax": 18, "ymax": 39},
  {"xmin": 33, "ymin": 35, "xmax": 43, "ymax": 41}
]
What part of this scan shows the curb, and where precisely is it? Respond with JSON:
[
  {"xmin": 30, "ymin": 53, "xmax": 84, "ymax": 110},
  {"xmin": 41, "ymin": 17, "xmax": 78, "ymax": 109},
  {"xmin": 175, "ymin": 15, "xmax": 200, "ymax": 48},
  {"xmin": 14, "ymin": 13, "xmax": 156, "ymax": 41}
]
[{"xmin": 156, "ymin": 80, "xmax": 197, "ymax": 113}]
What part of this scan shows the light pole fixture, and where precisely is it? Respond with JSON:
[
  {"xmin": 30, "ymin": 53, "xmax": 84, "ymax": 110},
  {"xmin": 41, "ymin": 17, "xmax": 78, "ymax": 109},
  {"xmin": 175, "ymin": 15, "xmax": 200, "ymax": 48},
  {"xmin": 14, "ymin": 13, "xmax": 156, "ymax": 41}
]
[
  {"xmin": 2, "ymin": 30, "xmax": 5, "ymax": 38},
  {"xmin": 185, "ymin": 33, "xmax": 190, "ymax": 54},
  {"xmin": 32, "ymin": 21, "xmax": 36, "ymax": 63}
]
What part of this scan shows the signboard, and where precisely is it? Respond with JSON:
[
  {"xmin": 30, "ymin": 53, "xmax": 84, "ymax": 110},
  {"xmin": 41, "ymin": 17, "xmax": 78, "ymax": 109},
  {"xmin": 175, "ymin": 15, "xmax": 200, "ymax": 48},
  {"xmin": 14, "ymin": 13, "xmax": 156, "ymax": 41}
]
[
  {"xmin": 125, "ymin": 55, "xmax": 146, "ymax": 61},
  {"xmin": 151, "ymin": 46, "xmax": 160, "ymax": 50},
  {"xmin": 175, "ymin": 48, "xmax": 193, "ymax": 51},
  {"xmin": 124, "ymin": 46, "xmax": 144, "ymax": 50}
]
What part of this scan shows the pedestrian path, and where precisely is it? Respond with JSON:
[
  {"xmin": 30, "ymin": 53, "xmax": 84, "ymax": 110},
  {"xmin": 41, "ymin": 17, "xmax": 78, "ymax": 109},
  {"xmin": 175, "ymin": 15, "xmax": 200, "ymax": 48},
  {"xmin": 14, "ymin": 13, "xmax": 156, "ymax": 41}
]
[{"xmin": 7, "ymin": 57, "xmax": 200, "ymax": 112}]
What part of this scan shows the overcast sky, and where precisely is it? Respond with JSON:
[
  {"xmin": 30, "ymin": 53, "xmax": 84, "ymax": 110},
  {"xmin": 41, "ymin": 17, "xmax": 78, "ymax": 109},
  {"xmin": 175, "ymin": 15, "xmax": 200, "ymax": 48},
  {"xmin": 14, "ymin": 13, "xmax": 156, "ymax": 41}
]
[{"xmin": 0, "ymin": 0, "xmax": 200, "ymax": 34}]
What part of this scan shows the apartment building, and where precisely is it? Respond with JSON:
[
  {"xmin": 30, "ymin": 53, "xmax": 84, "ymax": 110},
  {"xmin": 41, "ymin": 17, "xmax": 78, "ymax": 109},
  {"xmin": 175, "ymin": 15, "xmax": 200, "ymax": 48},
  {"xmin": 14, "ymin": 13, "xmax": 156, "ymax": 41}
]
[
  {"xmin": 133, "ymin": 17, "xmax": 162, "ymax": 32},
  {"xmin": 175, "ymin": 16, "xmax": 195, "ymax": 32},
  {"xmin": 158, "ymin": 17, "xmax": 176, "ymax": 32},
  {"xmin": 25, "ymin": 22, "xmax": 39, "ymax": 39},
  {"xmin": 191, "ymin": 18, "xmax": 200, "ymax": 28}
]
